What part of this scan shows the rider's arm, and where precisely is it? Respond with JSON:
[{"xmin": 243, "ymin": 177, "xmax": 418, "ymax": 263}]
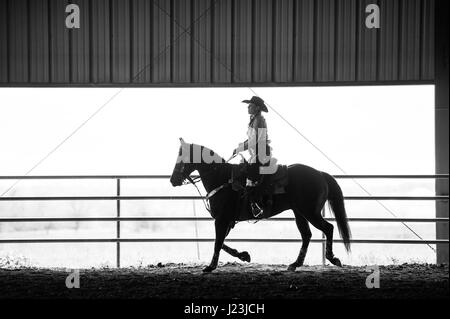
[
  {"xmin": 235, "ymin": 115, "xmax": 267, "ymax": 154},
  {"xmin": 236, "ymin": 139, "xmax": 248, "ymax": 152}
]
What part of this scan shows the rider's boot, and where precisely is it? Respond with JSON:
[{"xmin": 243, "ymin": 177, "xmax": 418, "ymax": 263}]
[
  {"xmin": 246, "ymin": 179, "xmax": 264, "ymax": 218},
  {"xmin": 245, "ymin": 179, "xmax": 263, "ymax": 218}
]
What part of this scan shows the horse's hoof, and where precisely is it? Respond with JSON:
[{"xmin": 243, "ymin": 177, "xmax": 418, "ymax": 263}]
[
  {"xmin": 331, "ymin": 257, "xmax": 342, "ymax": 267},
  {"xmin": 239, "ymin": 251, "xmax": 251, "ymax": 263},
  {"xmin": 202, "ymin": 266, "xmax": 215, "ymax": 273},
  {"xmin": 287, "ymin": 263, "xmax": 298, "ymax": 272}
]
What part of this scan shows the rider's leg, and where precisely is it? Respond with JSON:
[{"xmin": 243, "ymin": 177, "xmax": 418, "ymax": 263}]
[{"xmin": 247, "ymin": 163, "xmax": 263, "ymax": 217}]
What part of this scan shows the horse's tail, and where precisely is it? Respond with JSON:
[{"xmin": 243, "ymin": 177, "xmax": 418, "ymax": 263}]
[{"xmin": 323, "ymin": 172, "xmax": 351, "ymax": 252}]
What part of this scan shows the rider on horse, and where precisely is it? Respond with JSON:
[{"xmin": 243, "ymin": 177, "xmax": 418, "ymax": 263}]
[{"xmin": 233, "ymin": 96, "xmax": 272, "ymax": 217}]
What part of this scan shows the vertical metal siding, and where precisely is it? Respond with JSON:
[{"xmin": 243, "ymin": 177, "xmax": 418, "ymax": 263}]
[
  {"xmin": 379, "ymin": 0, "xmax": 399, "ymax": 81},
  {"xmin": 273, "ymin": 0, "xmax": 294, "ymax": 82},
  {"xmin": 357, "ymin": 0, "xmax": 377, "ymax": 81},
  {"xmin": 421, "ymin": 0, "xmax": 434, "ymax": 80},
  {"xmin": 49, "ymin": 0, "xmax": 70, "ymax": 83},
  {"xmin": 212, "ymin": 0, "xmax": 231, "ymax": 82},
  {"xmin": 335, "ymin": 0, "xmax": 356, "ymax": 81},
  {"xmin": 0, "ymin": 0, "xmax": 436, "ymax": 86},
  {"xmin": 253, "ymin": 0, "xmax": 272, "ymax": 83},
  {"xmin": 192, "ymin": 0, "xmax": 211, "ymax": 83},
  {"xmin": 293, "ymin": 0, "xmax": 314, "ymax": 82},
  {"xmin": 0, "ymin": 0, "xmax": 7, "ymax": 82},
  {"xmin": 71, "ymin": 0, "xmax": 90, "ymax": 83},
  {"xmin": 152, "ymin": 0, "xmax": 171, "ymax": 83},
  {"xmin": 131, "ymin": 0, "xmax": 152, "ymax": 83},
  {"xmin": 315, "ymin": 0, "xmax": 335, "ymax": 82},
  {"xmin": 399, "ymin": 0, "xmax": 421, "ymax": 80},
  {"xmin": 8, "ymin": 0, "xmax": 28, "ymax": 82},
  {"xmin": 172, "ymin": 0, "xmax": 191, "ymax": 83},
  {"xmin": 91, "ymin": 0, "xmax": 111, "ymax": 83},
  {"xmin": 111, "ymin": 0, "xmax": 130, "ymax": 83},
  {"xmin": 29, "ymin": 0, "xmax": 49, "ymax": 83},
  {"xmin": 233, "ymin": 0, "xmax": 252, "ymax": 82}
]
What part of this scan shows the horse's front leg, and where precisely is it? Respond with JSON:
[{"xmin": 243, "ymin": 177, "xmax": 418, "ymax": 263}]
[
  {"xmin": 222, "ymin": 244, "xmax": 251, "ymax": 262},
  {"xmin": 221, "ymin": 226, "xmax": 251, "ymax": 262},
  {"xmin": 203, "ymin": 219, "xmax": 229, "ymax": 273}
]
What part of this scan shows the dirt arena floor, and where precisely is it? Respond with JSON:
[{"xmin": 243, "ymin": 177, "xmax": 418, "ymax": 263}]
[{"xmin": 0, "ymin": 263, "xmax": 448, "ymax": 299}]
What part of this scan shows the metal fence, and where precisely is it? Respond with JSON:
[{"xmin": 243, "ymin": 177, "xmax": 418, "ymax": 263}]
[{"xmin": 0, "ymin": 174, "xmax": 448, "ymax": 267}]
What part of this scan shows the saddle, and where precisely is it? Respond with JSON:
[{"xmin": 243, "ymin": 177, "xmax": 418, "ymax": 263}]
[{"xmin": 230, "ymin": 163, "xmax": 289, "ymax": 220}]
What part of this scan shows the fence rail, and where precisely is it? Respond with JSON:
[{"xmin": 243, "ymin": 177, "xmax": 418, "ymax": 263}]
[
  {"xmin": 0, "ymin": 217, "xmax": 448, "ymax": 222},
  {"xmin": 0, "ymin": 195, "xmax": 448, "ymax": 201},
  {"xmin": 0, "ymin": 239, "xmax": 447, "ymax": 244},
  {"xmin": 1, "ymin": 174, "xmax": 449, "ymax": 179},
  {"xmin": 0, "ymin": 174, "xmax": 448, "ymax": 267}
]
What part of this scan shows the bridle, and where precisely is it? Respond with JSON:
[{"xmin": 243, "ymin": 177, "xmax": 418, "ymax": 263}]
[{"xmin": 175, "ymin": 153, "xmax": 238, "ymax": 213}]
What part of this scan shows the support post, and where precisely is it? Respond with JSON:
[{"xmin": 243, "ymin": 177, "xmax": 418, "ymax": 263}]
[
  {"xmin": 435, "ymin": 0, "xmax": 449, "ymax": 264},
  {"xmin": 322, "ymin": 207, "xmax": 326, "ymax": 266},
  {"xmin": 192, "ymin": 200, "xmax": 201, "ymax": 260},
  {"xmin": 116, "ymin": 178, "xmax": 121, "ymax": 268}
]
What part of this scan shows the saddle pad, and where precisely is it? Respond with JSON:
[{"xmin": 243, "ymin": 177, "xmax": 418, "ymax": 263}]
[{"xmin": 269, "ymin": 164, "xmax": 288, "ymax": 186}]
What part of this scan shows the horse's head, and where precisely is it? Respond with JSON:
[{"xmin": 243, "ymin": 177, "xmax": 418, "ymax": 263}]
[
  {"xmin": 170, "ymin": 138, "xmax": 225, "ymax": 187},
  {"xmin": 170, "ymin": 138, "xmax": 195, "ymax": 187}
]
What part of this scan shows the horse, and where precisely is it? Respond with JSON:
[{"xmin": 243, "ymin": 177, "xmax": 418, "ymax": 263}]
[{"xmin": 170, "ymin": 138, "xmax": 351, "ymax": 272}]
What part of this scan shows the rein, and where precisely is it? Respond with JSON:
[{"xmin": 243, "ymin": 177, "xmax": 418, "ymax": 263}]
[
  {"xmin": 185, "ymin": 154, "xmax": 237, "ymax": 213},
  {"xmin": 188, "ymin": 176, "xmax": 230, "ymax": 213}
]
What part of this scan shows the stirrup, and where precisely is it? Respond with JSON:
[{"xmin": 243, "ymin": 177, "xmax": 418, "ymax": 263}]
[{"xmin": 251, "ymin": 202, "xmax": 264, "ymax": 218}]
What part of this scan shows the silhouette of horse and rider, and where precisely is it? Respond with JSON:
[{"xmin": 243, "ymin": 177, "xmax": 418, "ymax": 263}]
[{"xmin": 170, "ymin": 96, "xmax": 351, "ymax": 272}]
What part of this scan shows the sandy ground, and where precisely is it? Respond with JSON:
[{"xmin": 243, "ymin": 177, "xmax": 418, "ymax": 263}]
[{"xmin": 0, "ymin": 263, "xmax": 448, "ymax": 299}]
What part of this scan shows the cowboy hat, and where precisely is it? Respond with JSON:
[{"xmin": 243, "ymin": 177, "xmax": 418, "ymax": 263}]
[{"xmin": 242, "ymin": 96, "xmax": 268, "ymax": 112}]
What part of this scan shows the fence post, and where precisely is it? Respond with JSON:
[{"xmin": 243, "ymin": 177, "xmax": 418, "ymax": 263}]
[
  {"xmin": 116, "ymin": 178, "xmax": 121, "ymax": 268},
  {"xmin": 435, "ymin": 0, "xmax": 449, "ymax": 264},
  {"xmin": 322, "ymin": 207, "xmax": 326, "ymax": 266}
]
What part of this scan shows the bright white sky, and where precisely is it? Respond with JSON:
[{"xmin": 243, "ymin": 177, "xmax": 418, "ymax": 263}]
[{"xmin": 0, "ymin": 85, "xmax": 434, "ymax": 177}]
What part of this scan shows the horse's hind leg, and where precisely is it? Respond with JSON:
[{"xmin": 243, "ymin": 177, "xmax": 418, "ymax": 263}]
[
  {"xmin": 288, "ymin": 212, "xmax": 312, "ymax": 271},
  {"xmin": 222, "ymin": 244, "xmax": 251, "ymax": 262},
  {"xmin": 307, "ymin": 210, "xmax": 342, "ymax": 267}
]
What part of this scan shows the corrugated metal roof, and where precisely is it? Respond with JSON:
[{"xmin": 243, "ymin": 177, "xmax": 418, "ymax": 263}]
[{"xmin": 0, "ymin": 0, "xmax": 435, "ymax": 86}]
